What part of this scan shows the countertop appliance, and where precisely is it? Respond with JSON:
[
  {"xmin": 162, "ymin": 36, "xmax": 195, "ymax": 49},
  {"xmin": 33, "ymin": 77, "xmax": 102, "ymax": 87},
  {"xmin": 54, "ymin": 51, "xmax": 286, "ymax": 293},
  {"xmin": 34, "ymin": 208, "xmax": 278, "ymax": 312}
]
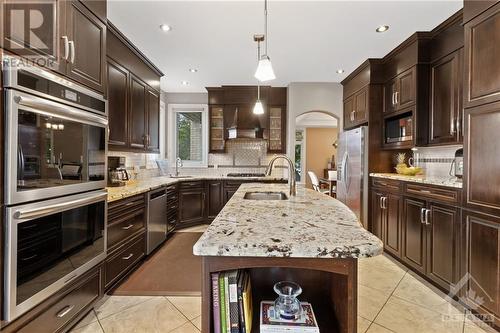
[
  {"xmin": 336, "ymin": 126, "xmax": 369, "ymax": 228},
  {"xmin": 108, "ymin": 156, "xmax": 129, "ymax": 187},
  {"xmin": 147, "ymin": 187, "xmax": 167, "ymax": 254},
  {"xmin": 451, "ymin": 148, "xmax": 464, "ymax": 178},
  {"xmin": 3, "ymin": 55, "xmax": 108, "ymax": 205}
]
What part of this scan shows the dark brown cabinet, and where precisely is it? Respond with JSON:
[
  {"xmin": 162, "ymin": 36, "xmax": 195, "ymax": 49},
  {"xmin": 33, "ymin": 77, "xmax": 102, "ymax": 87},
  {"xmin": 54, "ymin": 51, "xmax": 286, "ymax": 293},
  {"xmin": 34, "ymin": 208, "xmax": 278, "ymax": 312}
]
[
  {"xmin": 461, "ymin": 209, "xmax": 500, "ymax": 327},
  {"xmin": 129, "ymin": 75, "xmax": 147, "ymax": 150},
  {"xmin": 402, "ymin": 197, "xmax": 427, "ymax": 274},
  {"xmin": 65, "ymin": 0, "xmax": 106, "ymax": 93},
  {"xmin": 464, "ymin": 2, "xmax": 500, "ymax": 108},
  {"xmin": 1, "ymin": 0, "xmax": 106, "ymax": 93},
  {"xmin": 147, "ymin": 89, "xmax": 160, "ymax": 153},
  {"xmin": 464, "ymin": 101, "xmax": 500, "ymax": 215},
  {"xmin": 429, "ymin": 49, "xmax": 463, "ymax": 145},
  {"xmin": 207, "ymin": 181, "xmax": 224, "ymax": 220},
  {"xmin": 370, "ymin": 190, "xmax": 385, "ymax": 239},
  {"xmin": 107, "ymin": 59, "xmax": 128, "ymax": 147},
  {"xmin": 344, "ymin": 87, "xmax": 369, "ymax": 129},
  {"xmin": 179, "ymin": 182, "xmax": 206, "ymax": 227},
  {"xmin": 384, "ymin": 194, "xmax": 402, "ymax": 258},
  {"xmin": 384, "ymin": 67, "xmax": 416, "ymax": 114}
]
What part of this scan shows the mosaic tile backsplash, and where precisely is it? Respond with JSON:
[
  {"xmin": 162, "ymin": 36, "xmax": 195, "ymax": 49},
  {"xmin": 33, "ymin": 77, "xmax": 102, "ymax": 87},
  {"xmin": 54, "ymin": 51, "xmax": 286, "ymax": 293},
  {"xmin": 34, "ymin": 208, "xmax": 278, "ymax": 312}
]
[
  {"xmin": 408, "ymin": 145, "xmax": 463, "ymax": 178},
  {"xmin": 109, "ymin": 139, "xmax": 287, "ymax": 180}
]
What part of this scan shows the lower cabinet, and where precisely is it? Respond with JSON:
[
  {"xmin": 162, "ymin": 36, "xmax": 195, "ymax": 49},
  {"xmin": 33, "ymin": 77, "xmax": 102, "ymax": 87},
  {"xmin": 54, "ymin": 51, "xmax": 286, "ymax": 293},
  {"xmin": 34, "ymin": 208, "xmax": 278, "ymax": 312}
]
[
  {"xmin": 105, "ymin": 233, "xmax": 146, "ymax": 289},
  {"xmin": 207, "ymin": 181, "xmax": 224, "ymax": 220},
  {"xmin": 461, "ymin": 210, "xmax": 500, "ymax": 327},
  {"xmin": 179, "ymin": 181, "xmax": 207, "ymax": 228},
  {"xmin": 402, "ymin": 197, "xmax": 428, "ymax": 274},
  {"xmin": 371, "ymin": 189, "xmax": 402, "ymax": 258}
]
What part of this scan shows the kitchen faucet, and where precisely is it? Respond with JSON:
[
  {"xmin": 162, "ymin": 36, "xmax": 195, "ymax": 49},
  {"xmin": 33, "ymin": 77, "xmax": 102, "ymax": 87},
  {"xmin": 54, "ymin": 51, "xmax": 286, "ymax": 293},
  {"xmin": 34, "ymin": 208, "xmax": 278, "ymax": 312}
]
[
  {"xmin": 175, "ymin": 157, "xmax": 183, "ymax": 177},
  {"xmin": 265, "ymin": 155, "xmax": 297, "ymax": 196}
]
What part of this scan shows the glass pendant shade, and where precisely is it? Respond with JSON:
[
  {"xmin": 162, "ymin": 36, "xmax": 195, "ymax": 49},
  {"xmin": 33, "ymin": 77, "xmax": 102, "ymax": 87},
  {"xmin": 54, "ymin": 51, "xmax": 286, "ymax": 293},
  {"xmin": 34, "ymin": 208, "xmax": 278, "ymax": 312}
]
[
  {"xmin": 253, "ymin": 99, "xmax": 265, "ymax": 115},
  {"xmin": 254, "ymin": 55, "xmax": 276, "ymax": 82}
]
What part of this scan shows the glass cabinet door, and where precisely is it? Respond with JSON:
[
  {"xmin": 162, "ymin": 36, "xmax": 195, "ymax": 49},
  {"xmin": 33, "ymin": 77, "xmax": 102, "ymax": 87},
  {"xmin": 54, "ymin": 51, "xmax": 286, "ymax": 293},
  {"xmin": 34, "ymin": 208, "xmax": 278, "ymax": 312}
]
[
  {"xmin": 269, "ymin": 106, "xmax": 284, "ymax": 152},
  {"xmin": 210, "ymin": 106, "xmax": 225, "ymax": 152}
]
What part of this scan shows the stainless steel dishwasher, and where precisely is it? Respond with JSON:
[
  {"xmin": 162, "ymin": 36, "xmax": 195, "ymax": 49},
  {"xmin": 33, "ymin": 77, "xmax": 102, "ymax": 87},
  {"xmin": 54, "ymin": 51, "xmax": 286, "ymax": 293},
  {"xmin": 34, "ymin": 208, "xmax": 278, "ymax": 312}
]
[{"xmin": 146, "ymin": 187, "xmax": 167, "ymax": 254}]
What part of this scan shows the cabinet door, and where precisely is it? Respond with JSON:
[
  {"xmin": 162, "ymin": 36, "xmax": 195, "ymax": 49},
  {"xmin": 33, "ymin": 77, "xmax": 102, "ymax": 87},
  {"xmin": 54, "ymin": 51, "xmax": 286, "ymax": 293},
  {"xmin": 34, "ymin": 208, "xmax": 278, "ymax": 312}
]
[
  {"xmin": 384, "ymin": 79, "xmax": 398, "ymax": 114},
  {"xmin": 209, "ymin": 105, "xmax": 225, "ymax": 152},
  {"xmin": 402, "ymin": 198, "xmax": 427, "ymax": 273},
  {"xmin": 464, "ymin": 102, "xmax": 500, "ymax": 215},
  {"xmin": 384, "ymin": 194, "xmax": 402, "ymax": 258},
  {"xmin": 207, "ymin": 181, "xmax": 224, "ymax": 220},
  {"xmin": 146, "ymin": 88, "xmax": 160, "ymax": 153},
  {"xmin": 343, "ymin": 96, "xmax": 355, "ymax": 129},
  {"xmin": 269, "ymin": 106, "xmax": 286, "ymax": 153},
  {"xmin": 461, "ymin": 210, "xmax": 500, "ymax": 327},
  {"xmin": 224, "ymin": 187, "xmax": 239, "ymax": 204},
  {"xmin": 397, "ymin": 67, "xmax": 416, "ymax": 110},
  {"xmin": 65, "ymin": 0, "xmax": 106, "ymax": 93},
  {"xmin": 429, "ymin": 50, "xmax": 463, "ymax": 145},
  {"xmin": 129, "ymin": 75, "xmax": 147, "ymax": 150},
  {"xmin": 179, "ymin": 189, "xmax": 206, "ymax": 226},
  {"xmin": 464, "ymin": 3, "xmax": 500, "ymax": 107},
  {"xmin": 426, "ymin": 203, "xmax": 459, "ymax": 291},
  {"xmin": 107, "ymin": 59, "xmax": 128, "ymax": 148},
  {"xmin": 354, "ymin": 87, "xmax": 368, "ymax": 124},
  {"xmin": 370, "ymin": 190, "xmax": 385, "ymax": 239},
  {"xmin": 1, "ymin": 0, "xmax": 66, "ymax": 73}
]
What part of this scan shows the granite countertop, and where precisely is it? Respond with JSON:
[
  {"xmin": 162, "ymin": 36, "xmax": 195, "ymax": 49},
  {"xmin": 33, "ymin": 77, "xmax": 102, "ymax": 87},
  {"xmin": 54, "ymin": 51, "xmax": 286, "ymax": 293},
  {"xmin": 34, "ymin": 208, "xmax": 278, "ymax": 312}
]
[
  {"xmin": 106, "ymin": 175, "xmax": 286, "ymax": 202},
  {"xmin": 370, "ymin": 173, "xmax": 463, "ymax": 189},
  {"xmin": 193, "ymin": 183, "xmax": 383, "ymax": 259}
]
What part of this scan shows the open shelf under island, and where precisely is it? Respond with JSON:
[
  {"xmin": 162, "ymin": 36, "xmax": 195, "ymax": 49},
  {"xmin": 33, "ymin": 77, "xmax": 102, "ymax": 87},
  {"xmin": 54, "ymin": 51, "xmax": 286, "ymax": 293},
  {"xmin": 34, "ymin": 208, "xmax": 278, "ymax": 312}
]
[{"xmin": 193, "ymin": 183, "xmax": 383, "ymax": 333}]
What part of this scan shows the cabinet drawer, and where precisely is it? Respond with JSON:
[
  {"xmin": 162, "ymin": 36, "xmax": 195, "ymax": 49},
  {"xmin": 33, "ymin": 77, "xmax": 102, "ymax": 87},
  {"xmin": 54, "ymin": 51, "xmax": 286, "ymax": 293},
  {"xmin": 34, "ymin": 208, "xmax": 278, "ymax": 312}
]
[
  {"xmin": 18, "ymin": 270, "xmax": 100, "ymax": 333},
  {"xmin": 371, "ymin": 178, "xmax": 402, "ymax": 192},
  {"xmin": 105, "ymin": 234, "xmax": 145, "ymax": 288},
  {"xmin": 405, "ymin": 184, "xmax": 460, "ymax": 204},
  {"xmin": 107, "ymin": 208, "xmax": 145, "ymax": 250},
  {"xmin": 108, "ymin": 194, "xmax": 146, "ymax": 221},
  {"xmin": 179, "ymin": 181, "xmax": 204, "ymax": 190}
]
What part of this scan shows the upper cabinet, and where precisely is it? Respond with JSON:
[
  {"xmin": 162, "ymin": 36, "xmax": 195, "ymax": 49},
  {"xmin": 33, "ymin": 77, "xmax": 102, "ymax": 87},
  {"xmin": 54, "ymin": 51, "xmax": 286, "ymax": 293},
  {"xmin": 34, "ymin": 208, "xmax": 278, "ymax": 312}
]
[
  {"xmin": 464, "ymin": 2, "xmax": 500, "ymax": 108},
  {"xmin": 206, "ymin": 86, "xmax": 287, "ymax": 154},
  {"xmin": 1, "ymin": 0, "xmax": 106, "ymax": 94},
  {"xmin": 106, "ymin": 23, "xmax": 163, "ymax": 153},
  {"xmin": 384, "ymin": 67, "xmax": 417, "ymax": 115}
]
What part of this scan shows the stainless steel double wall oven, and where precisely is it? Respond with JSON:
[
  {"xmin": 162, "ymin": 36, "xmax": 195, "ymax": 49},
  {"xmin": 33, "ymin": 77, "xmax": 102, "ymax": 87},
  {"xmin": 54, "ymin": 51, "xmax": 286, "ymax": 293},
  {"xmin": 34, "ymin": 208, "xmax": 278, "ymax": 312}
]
[{"xmin": 2, "ymin": 56, "xmax": 108, "ymax": 321}]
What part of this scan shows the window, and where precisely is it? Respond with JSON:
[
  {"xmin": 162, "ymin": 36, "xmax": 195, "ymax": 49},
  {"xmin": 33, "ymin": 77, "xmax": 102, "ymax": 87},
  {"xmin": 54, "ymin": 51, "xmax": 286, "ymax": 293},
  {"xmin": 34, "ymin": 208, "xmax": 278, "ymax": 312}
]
[{"xmin": 168, "ymin": 104, "xmax": 208, "ymax": 167}]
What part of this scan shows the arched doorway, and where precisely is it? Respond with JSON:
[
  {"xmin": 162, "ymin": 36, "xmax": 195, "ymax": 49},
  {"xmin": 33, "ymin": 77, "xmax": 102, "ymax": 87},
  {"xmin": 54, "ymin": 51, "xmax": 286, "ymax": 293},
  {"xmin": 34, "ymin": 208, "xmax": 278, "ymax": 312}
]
[{"xmin": 294, "ymin": 111, "xmax": 339, "ymax": 189}]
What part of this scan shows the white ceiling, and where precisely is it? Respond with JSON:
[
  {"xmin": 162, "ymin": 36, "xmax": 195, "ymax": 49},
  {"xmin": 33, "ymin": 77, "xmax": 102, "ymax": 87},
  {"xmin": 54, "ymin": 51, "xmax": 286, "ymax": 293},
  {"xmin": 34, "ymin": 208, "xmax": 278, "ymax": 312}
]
[
  {"xmin": 108, "ymin": 0, "xmax": 462, "ymax": 93},
  {"xmin": 296, "ymin": 111, "xmax": 338, "ymax": 128}
]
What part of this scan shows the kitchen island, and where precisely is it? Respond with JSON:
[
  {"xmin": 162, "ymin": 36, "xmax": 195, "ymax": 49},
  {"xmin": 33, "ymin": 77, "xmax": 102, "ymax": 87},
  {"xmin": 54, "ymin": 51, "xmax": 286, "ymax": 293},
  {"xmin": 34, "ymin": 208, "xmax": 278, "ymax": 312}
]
[{"xmin": 193, "ymin": 183, "xmax": 383, "ymax": 333}]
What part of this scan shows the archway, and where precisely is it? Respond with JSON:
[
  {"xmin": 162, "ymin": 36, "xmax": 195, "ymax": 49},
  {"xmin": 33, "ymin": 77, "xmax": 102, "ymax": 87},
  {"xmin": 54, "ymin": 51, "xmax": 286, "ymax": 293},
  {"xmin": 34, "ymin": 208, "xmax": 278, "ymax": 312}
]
[{"xmin": 294, "ymin": 111, "xmax": 339, "ymax": 189}]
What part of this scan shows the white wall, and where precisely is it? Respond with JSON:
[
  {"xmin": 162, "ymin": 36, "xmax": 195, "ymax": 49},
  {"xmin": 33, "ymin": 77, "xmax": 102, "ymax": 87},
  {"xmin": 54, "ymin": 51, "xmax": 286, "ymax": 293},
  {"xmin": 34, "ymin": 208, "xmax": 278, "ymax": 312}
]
[{"xmin": 286, "ymin": 82, "xmax": 343, "ymax": 157}]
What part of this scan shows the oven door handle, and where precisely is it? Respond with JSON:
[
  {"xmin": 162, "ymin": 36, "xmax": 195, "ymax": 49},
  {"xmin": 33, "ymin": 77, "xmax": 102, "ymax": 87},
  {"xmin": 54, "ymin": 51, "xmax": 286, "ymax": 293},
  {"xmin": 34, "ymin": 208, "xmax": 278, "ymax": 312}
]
[
  {"xmin": 13, "ymin": 192, "xmax": 107, "ymax": 220},
  {"xmin": 14, "ymin": 94, "xmax": 108, "ymax": 127}
]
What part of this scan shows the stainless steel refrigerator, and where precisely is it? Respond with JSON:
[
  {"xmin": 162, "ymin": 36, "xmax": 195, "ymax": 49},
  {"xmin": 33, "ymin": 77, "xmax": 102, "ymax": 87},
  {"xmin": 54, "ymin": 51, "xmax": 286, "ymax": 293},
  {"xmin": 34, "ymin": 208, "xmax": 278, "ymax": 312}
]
[{"xmin": 336, "ymin": 126, "xmax": 369, "ymax": 229}]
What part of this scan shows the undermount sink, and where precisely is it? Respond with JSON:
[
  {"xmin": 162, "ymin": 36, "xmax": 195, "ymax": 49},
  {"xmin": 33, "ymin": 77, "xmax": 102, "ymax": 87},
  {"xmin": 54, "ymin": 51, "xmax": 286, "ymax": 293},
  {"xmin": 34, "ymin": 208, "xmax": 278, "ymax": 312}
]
[
  {"xmin": 243, "ymin": 191, "xmax": 288, "ymax": 201},
  {"xmin": 169, "ymin": 175, "xmax": 193, "ymax": 178}
]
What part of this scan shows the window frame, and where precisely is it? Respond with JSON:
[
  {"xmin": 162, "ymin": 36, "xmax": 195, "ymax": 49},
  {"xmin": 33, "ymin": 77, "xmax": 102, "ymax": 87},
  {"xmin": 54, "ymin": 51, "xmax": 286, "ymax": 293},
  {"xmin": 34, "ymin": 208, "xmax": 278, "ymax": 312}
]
[{"xmin": 167, "ymin": 104, "xmax": 209, "ymax": 168}]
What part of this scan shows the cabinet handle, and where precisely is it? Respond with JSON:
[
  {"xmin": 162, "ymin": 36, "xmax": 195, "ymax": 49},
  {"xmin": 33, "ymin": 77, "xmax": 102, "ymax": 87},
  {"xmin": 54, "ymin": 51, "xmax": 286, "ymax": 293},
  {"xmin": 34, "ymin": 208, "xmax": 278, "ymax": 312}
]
[
  {"xmin": 68, "ymin": 40, "xmax": 75, "ymax": 64},
  {"xmin": 379, "ymin": 197, "xmax": 384, "ymax": 209},
  {"xmin": 392, "ymin": 92, "xmax": 396, "ymax": 105},
  {"xmin": 122, "ymin": 224, "xmax": 134, "ymax": 230},
  {"xmin": 395, "ymin": 91, "xmax": 399, "ymax": 104},
  {"xmin": 425, "ymin": 209, "xmax": 431, "ymax": 225},
  {"xmin": 419, "ymin": 190, "xmax": 432, "ymax": 194},
  {"xmin": 383, "ymin": 197, "xmax": 388, "ymax": 209},
  {"xmin": 122, "ymin": 253, "xmax": 134, "ymax": 260},
  {"xmin": 456, "ymin": 117, "xmax": 461, "ymax": 137},
  {"xmin": 62, "ymin": 36, "xmax": 69, "ymax": 60},
  {"xmin": 420, "ymin": 208, "xmax": 426, "ymax": 224},
  {"xmin": 56, "ymin": 305, "xmax": 75, "ymax": 318}
]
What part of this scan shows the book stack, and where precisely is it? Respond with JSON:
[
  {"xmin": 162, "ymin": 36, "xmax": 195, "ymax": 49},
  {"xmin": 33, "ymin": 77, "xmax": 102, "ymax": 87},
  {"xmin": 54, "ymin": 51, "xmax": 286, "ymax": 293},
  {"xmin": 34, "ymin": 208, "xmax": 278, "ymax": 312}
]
[
  {"xmin": 211, "ymin": 270, "xmax": 252, "ymax": 333},
  {"xmin": 260, "ymin": 301, "xmax": 320, "ymax": 333}
]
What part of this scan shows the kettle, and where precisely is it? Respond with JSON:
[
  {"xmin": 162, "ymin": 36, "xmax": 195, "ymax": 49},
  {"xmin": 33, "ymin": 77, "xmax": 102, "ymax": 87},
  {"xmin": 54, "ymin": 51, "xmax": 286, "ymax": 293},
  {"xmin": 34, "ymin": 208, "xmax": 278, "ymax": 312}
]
[{"xmin": 450, "ymin": 148, "xmax": 464, "ymax": 178}]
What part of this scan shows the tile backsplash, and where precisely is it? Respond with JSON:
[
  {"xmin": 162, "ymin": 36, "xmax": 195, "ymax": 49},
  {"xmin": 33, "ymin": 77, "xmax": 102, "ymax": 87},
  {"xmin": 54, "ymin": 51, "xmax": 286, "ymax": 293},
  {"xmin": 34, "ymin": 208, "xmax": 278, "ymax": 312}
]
[{"xmin": 410, "ymin": 145, "xmax": 462, "ymax": 178}]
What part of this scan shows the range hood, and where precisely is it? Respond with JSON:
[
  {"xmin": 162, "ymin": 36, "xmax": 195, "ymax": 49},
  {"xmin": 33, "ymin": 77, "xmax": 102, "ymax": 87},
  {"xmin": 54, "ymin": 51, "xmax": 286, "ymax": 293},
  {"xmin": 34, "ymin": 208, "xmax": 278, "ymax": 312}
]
[{"xmin": 227, "ymin": 107, "xmax": 264, "ymax": 139}]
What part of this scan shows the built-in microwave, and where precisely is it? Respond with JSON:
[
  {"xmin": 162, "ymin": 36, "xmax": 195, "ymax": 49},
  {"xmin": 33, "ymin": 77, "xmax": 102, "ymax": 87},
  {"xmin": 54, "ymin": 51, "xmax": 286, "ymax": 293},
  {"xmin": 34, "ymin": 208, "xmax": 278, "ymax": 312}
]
[
  {"xmin": 4, "ymin": 190, "xmax": 107, "ymax": 321},
  {"xmin": 3, "ymin": 56, "xmax": 108, "ymax": 205}
]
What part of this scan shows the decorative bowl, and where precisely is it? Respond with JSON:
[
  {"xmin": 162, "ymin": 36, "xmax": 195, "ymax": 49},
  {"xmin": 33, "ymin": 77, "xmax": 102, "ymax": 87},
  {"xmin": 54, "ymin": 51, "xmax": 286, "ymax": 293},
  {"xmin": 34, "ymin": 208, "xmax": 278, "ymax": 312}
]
[{"xmin": 395, "ymin": 166, "xmax": 423, "ymax": 176}]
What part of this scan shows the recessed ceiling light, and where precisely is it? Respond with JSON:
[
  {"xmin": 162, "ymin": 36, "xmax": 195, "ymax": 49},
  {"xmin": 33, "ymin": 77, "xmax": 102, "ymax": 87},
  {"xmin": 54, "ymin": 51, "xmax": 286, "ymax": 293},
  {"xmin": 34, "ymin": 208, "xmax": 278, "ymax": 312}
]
[
  {"xmin": 159, "ymin": 24, "xmax": 171, "ymax": 32},
  {"xmin": 181, "ymin": 81, "xmax": 189, "ymax": 86},
  {"xmin": 376, "ymin": 25, "xmax": 389, "ymax": 33},
  {"xmin": 189, "ymin": 68, "xmax": 198, "ymax": 73},
  {"xmin": 336, "ymin": 69, "xmax": 345, "ymax": 74}
]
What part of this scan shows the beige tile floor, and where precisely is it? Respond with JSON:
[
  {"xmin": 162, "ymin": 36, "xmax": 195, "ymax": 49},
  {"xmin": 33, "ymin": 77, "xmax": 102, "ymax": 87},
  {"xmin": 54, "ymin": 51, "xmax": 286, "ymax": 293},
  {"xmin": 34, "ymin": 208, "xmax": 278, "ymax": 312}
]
[{"xmin": 70, "ymin": 254, "xmax": 498, "ymax": 333}]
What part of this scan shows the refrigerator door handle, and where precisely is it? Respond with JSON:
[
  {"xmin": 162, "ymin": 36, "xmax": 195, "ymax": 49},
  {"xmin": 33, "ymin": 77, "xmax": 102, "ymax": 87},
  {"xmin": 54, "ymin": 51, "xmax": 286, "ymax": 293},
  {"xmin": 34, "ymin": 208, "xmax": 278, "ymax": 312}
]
[{"xmin": 343, "ymin": 153, "xmax": 350, "ymax": 188}]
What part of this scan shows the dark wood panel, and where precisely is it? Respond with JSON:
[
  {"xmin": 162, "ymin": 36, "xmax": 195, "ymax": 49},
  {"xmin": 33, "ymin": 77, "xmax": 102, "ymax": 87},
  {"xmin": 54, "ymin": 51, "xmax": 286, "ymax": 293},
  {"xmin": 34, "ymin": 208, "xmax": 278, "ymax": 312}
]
[
  {"xmin": 354, "ymin": 87, "xmax": 368, "ymax": 124},
  {"xmin": 371, "ymin": 178, "xmax": 402, "ymax": 193},
  {"xmin": 397, "ymin": 67, "xmax": 416, "ymax": 110},
  {"xmin": 207, "ymin": 181, "xmax": 223, "ymax": 220},
  {"xmin": 107, "ymin": 58, "xmax": 128, "ymax": 147},
  {"xmin": 464, "ymin": 0, "xmax": 498, "ymax": 24},
  {"xmin": 65, "ymin": 0, "xmax": 106, "ymax": 93},
  {"xmin": 402, "ymin": 197, "xmax": 427, "ymax": 273},
  {"xmin": 105, "ymin": 233, "xmax": 145, "ymax": 289},
  {"xmin": 429, "ymin": 49, "xmax": 463, "ymax": 145},
  {"xmin": 128, "ymin": 75, "xmax": 147, "ymax": 149},
  {"xmin": 429, "ymin": 10, "xmax": 464, "ymax": 63},
  {"xmin": 405, "ymin": 183, "xmax": 461, "ymax": 205},
  {"xmin": 343, "ymin": 95, "xmax": 355, "ymax": 129},
  {"xmin": 107, "ymin": 208, "xmax": 145, "ymax": 251},
  {"xmin": 426, "ymin": 203, "xmax": 459, "ymax": 290},
  {"xmin": 79, "ymin": 0, "xmax": 107, "ymax": 23},
  {"xmin": 269, "ymin": 87, "xmax": 287, "ymax": 105},
  {"xmin": 383, "ymin": 78, "xmax": 398, "ymax": 115},
  {"xmin": 384, "ymin": 194, "xmax": 402, "ymax": 258},
  {"xmin": 464, "ymin": 3, "xmax": 500, "ymax": 107},
  {"xmin": 179, "ymin": 188, "xmax": 206, "ymax": 226},
  {"xmin": 370, "ymin": 190, "xmax": 384, "ymax": 239},
  {"xmin": 464, "ymin": 102, "xmax": 500, "ymax": 214},
  {"xmin": 383, "ymin": 35, "xmax": 430, "ymax": 81},
  {"xmin": 146, "ymin": 88, "xmax": 160, "ymax": 153},
  {"xmin": 461, "ymin": 210, "xmax": 500, "ymax": 327}
]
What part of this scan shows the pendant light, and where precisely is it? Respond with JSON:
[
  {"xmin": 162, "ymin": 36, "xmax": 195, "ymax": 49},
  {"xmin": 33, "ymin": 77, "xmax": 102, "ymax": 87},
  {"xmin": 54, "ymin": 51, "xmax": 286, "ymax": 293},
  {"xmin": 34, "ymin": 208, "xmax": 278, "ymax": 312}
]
[
  {"xmin": 254, "ymin": 0, "xmax": 275, "ymax": 82},
  {"xmin": 253, "ymin": 35, "xmax": 265, "ymax": 115}
]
